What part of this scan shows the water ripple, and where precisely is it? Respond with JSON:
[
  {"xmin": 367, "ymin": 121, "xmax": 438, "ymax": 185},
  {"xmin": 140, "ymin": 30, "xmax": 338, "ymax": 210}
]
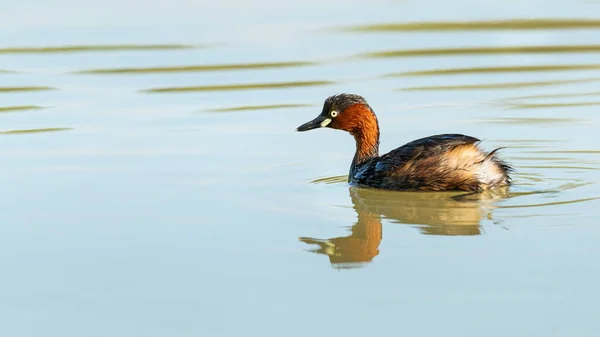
[
  {"xmin": 525, "ymin": 150, "xmax": 600, "ymax": 154},
  {"xmin": 519, "ymin": 165, "xmax": 600, "ymax": 171},
  {"xmin": 499, "ymin": 197, "xmax": 600, "ymax": 209},
  {"xmin": 206, "ymin": 103, "xmax": 313, "ymax": 113},
  {"xmin": 393, "ymin": 64, "xmax": 600, "ymax": 76},
  {"xmin": 344, "ymin": 19, "xmax": 600, "ymax": 32},
  {"xmin": 481, "ymin": 117, "xmax": 585, "ymax": 125},
  {"xmin": 0, "ymin": 44, "xmax": 199, "ymax": 54},
  {"xmin": 141, "ymin": 80, "xmax": 334, "ymax": 93},
  {"xmin": 362, "ymin": 45, "xmax": 600, "ymax": 58},
  {"xmin": 508, "ymin": 91, "xmax": 600, "ymax": 100},
  {"xmin": 75, "ymin": 61, "xmax": 317, "ymax": 74},
  {"xmin": 0, "ymin": 86, "xmax": 57, "ymax": 93},
  {"xmin": 0, "ymin": 105, "xmax": 44, "ymax": 113},
  {"xmin": 0, "ymin": 128, "xmax": 72, "ymax": 135},
  {"xmin": 401, "ymin": 77, "xmax": 600, "ymax": 91},
  {"xmin": 311, "ymin": 175, "xmax": 348, "ymax": 184},
  {"xmin": 508, "ymin": 101, "xmax": 600, "ymax": 109}
]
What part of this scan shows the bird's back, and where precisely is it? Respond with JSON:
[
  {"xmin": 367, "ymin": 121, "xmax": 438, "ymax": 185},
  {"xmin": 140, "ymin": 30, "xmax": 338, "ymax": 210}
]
[{"xmin": 350, "ymin": 134, "xmax": 512, "ymax": 192}]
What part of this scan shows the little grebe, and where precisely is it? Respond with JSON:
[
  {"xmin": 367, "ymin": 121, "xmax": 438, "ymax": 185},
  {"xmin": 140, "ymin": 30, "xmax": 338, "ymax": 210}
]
[{"xmin": 296, "ymin": 94, "xmax": 512, "ymax": 192}]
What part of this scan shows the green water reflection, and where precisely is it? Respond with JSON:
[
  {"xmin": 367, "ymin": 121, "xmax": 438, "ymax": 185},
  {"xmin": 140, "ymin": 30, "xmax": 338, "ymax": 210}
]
[
  {"xmin": 0, "ymin": 86, "xmax": 56, "ymax": 93},
  {"xmin": 0, "ymin": 128, "xmax": 72, "ymax": 135},
  {"xmin": 0, "ymin": 105, "xmax": 44, "ymax": 113},
  {"xmin": 401, "ymin": 77, "xmax": 600, "ymax": 91},
  {"xmin": 393, "ymin": 64, "xmax": 600, "ymax": 76},
  {"xmin": 0, "ymin": 44, "xmax": 198, "ymax": 54},
  {"xmin": 142, "ymin": 80, "xmax": 334, "ymax": 93},
  {"xmin": 344, "ymin": 19, "xmax": 600, "ymax": 32},
  {"xmin": 361, "ymin": 45, "xmax": 600, "ymax": 58},
  {"xmin": 206, "ymin": 103, "xmax": 313, "ymax": 113},
  {"xmin": 76, "ymin": 61, "xmax": 316, "ymax": 74}
]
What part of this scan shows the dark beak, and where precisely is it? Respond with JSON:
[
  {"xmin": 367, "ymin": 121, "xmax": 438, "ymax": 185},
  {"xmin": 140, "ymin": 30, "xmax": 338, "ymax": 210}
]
[{"xmin": 296, "ymin": 115, "xmax": 330, "ymax": 132}]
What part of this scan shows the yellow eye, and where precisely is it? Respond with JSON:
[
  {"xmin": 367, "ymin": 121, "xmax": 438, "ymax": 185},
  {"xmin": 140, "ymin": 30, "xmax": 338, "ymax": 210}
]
[{"xmin": 331, "ymin": 110, "xmax": 338, "ymax": 117}]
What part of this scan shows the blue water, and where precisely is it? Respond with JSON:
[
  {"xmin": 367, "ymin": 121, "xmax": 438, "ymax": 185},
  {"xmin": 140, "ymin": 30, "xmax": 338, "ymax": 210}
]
[{"xmin": 1, "ymin": 0, "xmax": 599, "ymax": 336}]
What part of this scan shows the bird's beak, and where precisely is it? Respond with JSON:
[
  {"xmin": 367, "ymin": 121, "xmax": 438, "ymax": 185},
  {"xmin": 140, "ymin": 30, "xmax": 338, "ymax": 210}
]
[{"xmin": 296, "ymin": 115, "xmax": 332, "ymax": 132}]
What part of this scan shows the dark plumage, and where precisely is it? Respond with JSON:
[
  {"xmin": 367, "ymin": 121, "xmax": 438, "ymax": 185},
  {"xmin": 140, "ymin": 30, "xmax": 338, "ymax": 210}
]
[
  {"xmin": 297, "ymin": 93, "xmax": 513, "ymax": 192},
  {"xmin": 352, "ymin": 134, "xmax": 512, "ymax": 191}
]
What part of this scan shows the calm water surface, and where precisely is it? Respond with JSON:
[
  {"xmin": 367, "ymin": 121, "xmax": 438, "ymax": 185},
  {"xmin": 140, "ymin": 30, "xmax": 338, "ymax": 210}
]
[{"xmin": 1, "ymin": 0, "xmax": 600, "ymax": 336}]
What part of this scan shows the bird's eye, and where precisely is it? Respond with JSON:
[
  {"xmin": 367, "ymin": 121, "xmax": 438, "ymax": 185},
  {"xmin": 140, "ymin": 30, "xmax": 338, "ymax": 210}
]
[{"xmin": 331, "ymin": 110, "xmax": 338, "ymax": 117}]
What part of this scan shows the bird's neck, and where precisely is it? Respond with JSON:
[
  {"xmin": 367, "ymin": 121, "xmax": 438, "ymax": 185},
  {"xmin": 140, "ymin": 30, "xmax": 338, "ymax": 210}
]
[{"xmin": 349, "ymin": 118, "xmax": 380, "ymax": 177}]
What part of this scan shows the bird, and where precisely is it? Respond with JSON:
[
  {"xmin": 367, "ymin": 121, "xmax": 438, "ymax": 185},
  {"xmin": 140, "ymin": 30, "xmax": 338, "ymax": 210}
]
[{"xmin": 296, "ymin": 93, "xmax": 512, "ymax": 192}]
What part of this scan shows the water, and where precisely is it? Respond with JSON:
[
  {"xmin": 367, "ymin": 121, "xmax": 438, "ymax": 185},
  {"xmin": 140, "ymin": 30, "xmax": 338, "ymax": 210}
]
[{"xmin": 1, "ymin": 0, "xmax": 600, "ymax": 336}]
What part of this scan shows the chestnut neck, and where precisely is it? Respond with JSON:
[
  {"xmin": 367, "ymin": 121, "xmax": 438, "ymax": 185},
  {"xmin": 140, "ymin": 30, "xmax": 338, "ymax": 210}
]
[{"xmin": 344, "ymin": 105, "xmax": 380, "ymax": 176}]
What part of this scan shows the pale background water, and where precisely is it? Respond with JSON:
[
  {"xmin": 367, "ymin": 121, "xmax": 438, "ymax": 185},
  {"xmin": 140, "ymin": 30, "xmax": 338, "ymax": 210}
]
[{"xmin": 1, "ymin": 0, "xmax": 600, "ymax": 336}]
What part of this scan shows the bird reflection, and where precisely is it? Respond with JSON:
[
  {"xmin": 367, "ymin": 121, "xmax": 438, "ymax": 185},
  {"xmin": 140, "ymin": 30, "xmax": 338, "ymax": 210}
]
[{"xmin": 299, "ymin": 186, "xmax": 509, "ymax": 269}]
